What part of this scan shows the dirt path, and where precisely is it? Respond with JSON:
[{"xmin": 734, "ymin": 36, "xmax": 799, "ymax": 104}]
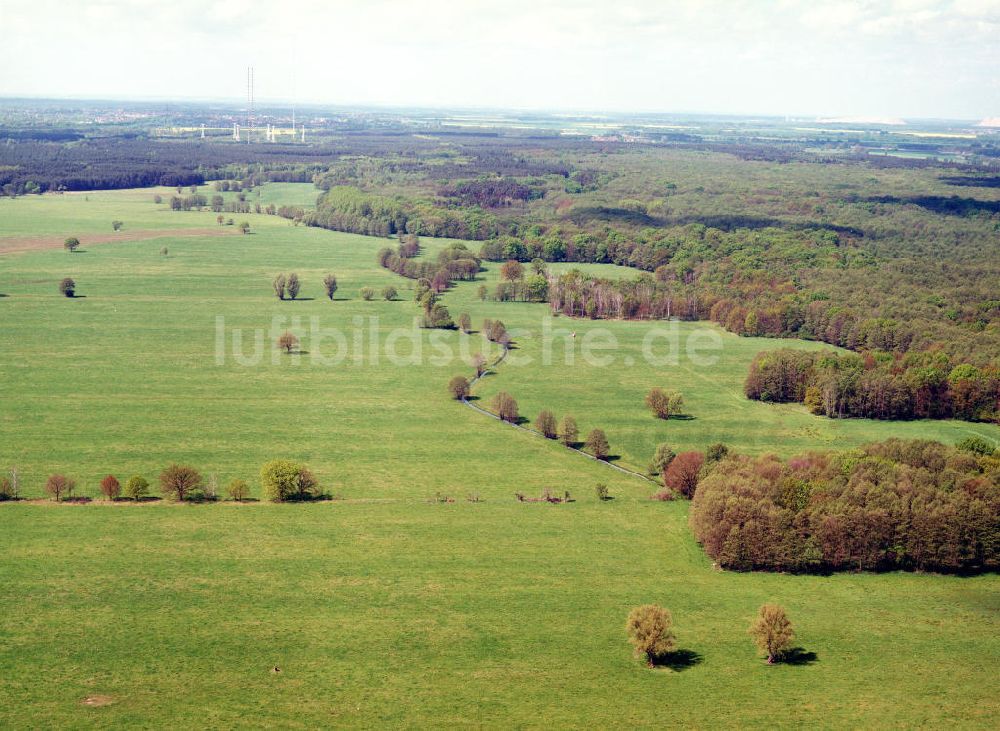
[
  {"xmin": 0, "ymin": 227, "xmax": 238, "ymax": 254},
  {"xmin": 463, "ymin": 345, "xmax": 658, "ymax": 485}
]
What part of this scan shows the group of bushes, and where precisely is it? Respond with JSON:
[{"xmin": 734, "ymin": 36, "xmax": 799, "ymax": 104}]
[
  {"xmin": 689, "ymin": 438, "xmax": 1000, "ymax": 573},
  {"xmin": 7, "ymin": 460, "xmax": 325, "ymax": 504}
]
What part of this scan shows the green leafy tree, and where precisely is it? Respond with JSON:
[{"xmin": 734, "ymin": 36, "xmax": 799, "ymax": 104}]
[
  {"xmin": 227, "ymin": 479, "xmax": 250, "ymax": 502},
  {"xmin": 64, "ymin": 237, "xmax": 80, "ymax": 252},
  {"xmin": 239, "ymin": 221, "xmax": 250, "ymax": 234},
  {"xmin": 260, "ymin": 460, "xmax": 317, "ymax": 502},
  {"xmin": 123, "ymin": 475, "xmax": 150, "ymax": 501},
  {"xmin": 382, "ymin": 286, "xmax": 397, "ymax": 301},
  {"xmin": 646, "ymin": 388, "xmax": 684, "ymax": 419},
  {"xmin": 111, "ymin": 220, "xmax": 124, "ymax": 231},
  {"xmin": 648, "ymin": 443, "xmax": 676, "ymax": 475}
]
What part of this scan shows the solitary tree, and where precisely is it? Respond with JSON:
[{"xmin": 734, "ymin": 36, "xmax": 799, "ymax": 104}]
[
  {"xmin": 492, "ymin": 392, "xmax": 519, "ymax": 423},
  {"xmin": 323, "ymin": 273, "xmax": 338, "ymax": 300},
  {"xmin": 458, "ymin": 313, "xmax": 472, "ymax": 333},
  {"xmin": 448, "ymin": 375, "xmax": 470, "ymax": 400},
  {"xmin": 0, "ymin": 476, "xmax": 13, "ymax": 501},
  {"xmin": 382, "ymin": 286, "xmax": 397, "ymax": 301},
  {"xmin": 112, "ymin": 220, "xmax": 124, "ymax": 232},
  {"xmin": 536, "ymin": 410, "xmax": 558, "ymax": 439},
  {"xmin": 272, "ymin": 274, "xmax": 287, "ymax": 300},
  {"xmin": 159, "ymin": 464, "xmax": 203, "ymax": 501},
  {"xmin": 559, "ymin": 415, "xmax": 578, "ymax": 446},
  {"xmin": 472, "ymin": 352, "xmax": 487, "ymax": 377},
  {"xmin": 59, "ymin": 277, "xmax": 76, "ymax": 297},
  {"xmin": 217, "ymin": 214, "xmax": 225, "ymax": 226},
  {"xmin": 360, "ymin": 287, "xmax": 375, "ymax": 301},
  {"xmin": 277, "ymin": 331, "xmax": 299, "ymax": 354},
  {"xmin": 531, "ymin": 258, "xmax": 547, "ymax": 275},
  {"xmin": 648, "ymin": 443, "xmax": 676, "ymax": 475},
  {"xmin": 64, "ymin": 237, "xmax": 80, "ymax": 252},
  {"xmin": 286, "ymin": 273, "xmax": 301, "ymax": 300},
  {"xmin": 646, "ymin": 387, "xmax": 684, "ymax": 419},
  {"xmin": 45, "ymin": 474, "xmax": 75, "ymax": 502},
  {"xmin": 123, "ymin": 475, "xmax": 149, "ymax": 501},
  {"xmin": 99, "ymin": 474, "xmax": 121, "ymax": 501},
  {"xmin": 500, "ymin": 260, "xmax": 524, "ymax": 282},
  {"xmin": 227, "ymin": 479, "xmax": 250, "ymax": 502},
  {"xmin": 626, "ymin": 604, "xmax": 676, "ymax": 667},
  {"xmin": 585, "ymin": 429, "xmax": 610, "ymax": 460},
  {"xmin": 749, "ymin": 604, "xmax": 795, "ymax": 664},
  {"xmin": 239, "ymin": 221, "xmax": 250, "ymax": 235}
]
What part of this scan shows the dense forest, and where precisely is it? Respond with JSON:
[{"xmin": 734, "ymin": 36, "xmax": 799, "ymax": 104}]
[{"xmin": 689, "ymin": 439, "xmax": 1000, "ymax": 574}]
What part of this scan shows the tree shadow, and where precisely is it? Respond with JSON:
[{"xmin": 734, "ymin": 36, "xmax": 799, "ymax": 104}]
[
  {"xmin": 605, "ymin": 454, "xmax": 623, "ymax": 462},
  {"xmin": 465, "ymin": 395, "xmax": 481, "ymax": 402},
  {"xmin": 511, "ymin": 416, "xmax": 530, "ymax": 426},
  {"xmin": 779, "ymin": 647, "xmax": 818, "ymax": 665},
  {"xmin": 66, "ymin": 295, "xmax": 88, "ymax": 299},
  {"xmin": 228, "ymin": 497, "xmax": 260, "ymax": 503},
  {"xmin": 653, "ymin": 648, "xmax": 703, "ymax": 671},
  {"xmin": 669, "ymin": 414, "xmax": 696, "ymax": 421},
  {"xmin": 288, "ymin": 297, "xmax": 316, "ymax": 302}
]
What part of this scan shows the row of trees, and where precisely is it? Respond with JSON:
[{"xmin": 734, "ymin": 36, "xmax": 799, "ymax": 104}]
[
  {"xmin": 745, "ymin": 349, "xmax": 999, "ymax": 422},
  {"xmin": 689, "ymin": 438, "xmax": 1000, "ymax": 573},
  {"xmin": 26, "ymin": 460, "xmax": 325, "ymax": 503},
  {"xmin": 627, "ymin": 603, "xmax": 798, "ymax": 666}
]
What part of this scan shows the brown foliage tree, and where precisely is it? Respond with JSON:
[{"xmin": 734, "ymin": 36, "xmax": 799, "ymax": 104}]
[
  {"xmin": 458, "ymin": 313, "xmax": 472, "ymax": 333},
  {"xmin": 448, "ymin": 375, "xmax": 470, "ymax": 400},
  {"xmin": 278, "ymin": 331, "xmax": 299, "ymax": 353},
  {"xmin": 749, "ymin": 604, "xmax": 795, "ymax": 663},
  {"xmin": 159, "ymin": 464, "xmax": 203, "ymax": 501},
  {"xmin": 585, "ymin": 429, "xmax": 610, "ymax": 460},
  {"xmin": 536, "ymin": 410, "xmax": 558, "ymax": 439},
  {"xmin": 323, "ymin": 273, "xmax": 338, "ymax": 300},
  {"xmin": 500, "ymin": 260, "xmax": 524, "ymax": 282},
  {"xmin": 59, "ymin": 277, "xmax": 76, "ymax": 297},
  {"xmin": 626, "ymin": 604, "xmax": 676, "ymax": 666},
  {"xmin": 45, "ymin": 474, "xmax": 75, "ymax": 502},
  {"xmin": 286, "ymin": 273, "xmax": 301, "ymax": 300},
  {"xmin": 646, "ymin": 387, "xmax": 684, "ymax": 419},
  {"xmin": 559, "ymin": 415, "xmax": 578, "ymax": 446},
  {"xmin": 663, "ymin": 451, "xmax": 705, "ymax": 498},
  {"xmin": 492, "ymin": 391, "xmax": 519, "ymax": 423},
  {"xmin": 272, "ymin": 273, "xmax": 286, "ymax": 300},
  {"xmin": 99, "ymin": 474, "xmax": 121, "ymax": 501}
]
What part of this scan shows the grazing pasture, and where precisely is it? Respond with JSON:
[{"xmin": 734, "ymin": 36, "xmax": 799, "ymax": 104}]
[{"xmin": 0, "ymin": 188, "xmax": 998, "ymax": 728}]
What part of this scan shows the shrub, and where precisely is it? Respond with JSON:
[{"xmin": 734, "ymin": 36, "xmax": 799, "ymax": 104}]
[
  {"xmin": 595, "ymin": 483, "xmax": 610, "ymax": 501},
  {"xmin": 646, "ymin": 387, "xmax": 684, "ymax": 419},
  {"xmin": 559, "ymin": 415, "xmax": 578, "ymax": 446},
  {"xmin": 123, "ymin": 475, "xmax": 150, "ymax": 501},
  {"xmin": 492, "ymin": 392, "xmax": 519, "ymax": 423},
  {"xmin": 160, "ymin": 246, "xmax": 168, "ymax": 256},
  {"xmin": 448, "ymin": 375, "xmax": 470, "ymax": 400},
  {"xmin": 663, "ymin": 451, "xmax": 705, "ymax": 498},
  {"xmin": 706, "ymin": 442, "xmax": 730, "ymax": 463},
  {"xmin": 648, "ymin": 443, "xmax": 676, "ymax": 475},
  {"xmin": 585, "ymin": 429, "xmax": 610, "ymax": 460},
  {"xmin": 227, "ymin": 479, "xmax": 250, "ymax": 502},
  {"xmin": 749, "ymin": 604, "xmax": 795, "ymax": 663},
  {"xmin": 286, "ymin": 273, "xmax": 301, "ymax": 300},
  {"xmin": 323, "ymin": 273, "xmax": 338, "ymax": 300},
  {"xmin": 112, "ymin": 220, "xmax": 123, "ymax": 231},
  {"xmin": 64, "ymin": 237, "xmax": 80, "ymax": 252},
  {"xmin": 458, "ymin": 313, "xmax": 472, "ymax": 333},
  {"xmin": 239, "ymin": 221, "xmax": 250, "ymax": 234},
  {"xmin": 277, "ymin": 331, "xmax": 299, "ymax": 353},
  {"xmin": 260, "ymin": 459, "xmax": 318, "ymax": 502},
  {"xmin": 159, "ymin": 464, "xmax": 203, "ymax": 501},
  {"xmin": 59, "ymin": 277, "xmax": 75, "ymax": 297},
  {"xmin": 0, "ymin": 477, "xmax": 14, "ymax": 501},
  {"xmin": 45, "ymin": 474, "xmax": 75, "ymax": 502},
  {"xmin": 360, "ymin": 287, "xmax": 375, "ymax": 301},
  {"xmin": 99, "ymin": 474, "xmax": 121, "ymax": 500},
  {"xmin": 625, "ymin": 604, "xmax": 676, "ymax": 666},
  {"xmin": 536, "ymin": 410, "xmax": 558, "ymax": 439},
  {"xmin": 957, "ymin": 436, "xmax": 996, "ymax": 456},
  {"xmin": 382, "ymin": 286, "xmax": 397, "ymax": 301}
]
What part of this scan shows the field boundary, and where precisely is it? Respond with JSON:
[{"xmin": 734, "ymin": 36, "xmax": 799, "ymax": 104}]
[{"xmin": 462, "ymin": 345, "xmax": 658, "ymax": 485}]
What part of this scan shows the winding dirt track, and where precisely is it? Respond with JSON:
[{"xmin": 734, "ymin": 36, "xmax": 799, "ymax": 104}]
[
  {"xmin": 462, "ymin": 346, "xmax": 657, "ymax": 485},
  {"xmin": 0, "ymin": 227, "xmax": 238, "ymax": 255}
]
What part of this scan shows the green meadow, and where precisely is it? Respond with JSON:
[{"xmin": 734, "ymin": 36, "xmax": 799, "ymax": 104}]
[{"xmin": 1, "ymin": 186, "xmax": 998, "ymax": 727}]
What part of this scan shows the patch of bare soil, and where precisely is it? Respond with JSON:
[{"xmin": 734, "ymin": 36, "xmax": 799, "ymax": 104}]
[
  {"xmin": 81, "ymin": 695, "xmax": 115, "ymax": 707},
  {"xmin": 0, "ymin": 227, "xmax": 238, "ymax": 254}
]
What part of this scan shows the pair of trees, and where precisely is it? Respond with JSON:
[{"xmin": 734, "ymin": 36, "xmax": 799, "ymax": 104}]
[
  {"xmin": 492, "ymin": 392, "xmax": 519, "ymax": 422},
  {"xmin": 646, "ymin": 388, "xmax": 684, "ymax": 419},
  {"xmin": 260, "ymin": 459, "xmax": 319, "ymax": 502},
  {"xmin": 626, "ymin": 603, "xmax": 796, "ymax": 667},
  {"xmin": 273, "ymin": 273, "xmax": 301, "ymax": 300}
]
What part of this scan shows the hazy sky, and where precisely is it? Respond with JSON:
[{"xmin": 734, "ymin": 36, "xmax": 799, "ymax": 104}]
[{"xmin": 1, "ymin": 0, "xmax": 997, "ymax": 119}]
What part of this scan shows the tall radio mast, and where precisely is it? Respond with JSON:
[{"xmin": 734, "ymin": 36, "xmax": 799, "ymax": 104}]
[{"xmin": 246, "ymin": 66, "xmax": 254, "ymax": 144}]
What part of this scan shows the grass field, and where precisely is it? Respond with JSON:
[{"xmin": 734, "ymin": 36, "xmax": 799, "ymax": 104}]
[{"xmin": 1, "ymin": 187, "xmax": 998, "ymax": 728}]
